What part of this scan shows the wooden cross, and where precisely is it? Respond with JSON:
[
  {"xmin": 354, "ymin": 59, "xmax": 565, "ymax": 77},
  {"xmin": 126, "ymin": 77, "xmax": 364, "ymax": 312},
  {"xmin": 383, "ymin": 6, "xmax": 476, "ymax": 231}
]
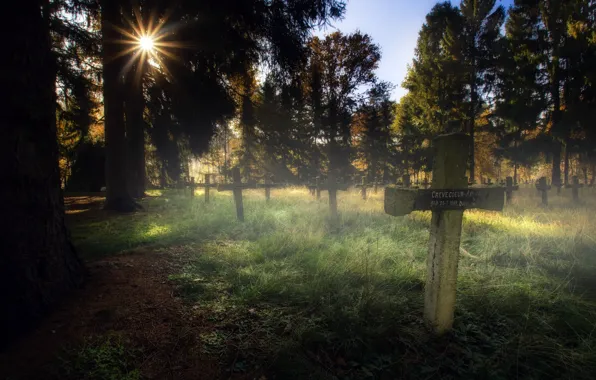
[
  {"xmin": 188, "ymin": 177, "xmax": 197, "ymax": 197},
  {"xmin": 196, "ymin": 174, "xmax": 218, "ymax": 203},
  {"xmin": 311, "ymin": 172, "xmax": 348, "ymax": 217},
  {"xmin": 565, "ymin": 175, "xmax": 583, "ymax": 204},
  {"xmin": 504, "ymin": 176, "xmax": 519, "ymax": 204},
  {"xmin": 535, "ymin": 177, "xmax": 551, "ymax": 206},
  {"xmin": 307, "ymin": 176, "xmax": 323, "ymax": 200},
  {"xmin": 355, "ymin": 176, "xmax": 372, "ymax": 200},
  {"xmin": 217, "ymin": 168, "xmax": 257, "ymax": 221},
  {"xmin": 384, "ymin": 133, "xmax": 505, "ymax": 334},
  {"xmin": 256, "ymin": 176, "xmax": 285, "ymax": 201}
]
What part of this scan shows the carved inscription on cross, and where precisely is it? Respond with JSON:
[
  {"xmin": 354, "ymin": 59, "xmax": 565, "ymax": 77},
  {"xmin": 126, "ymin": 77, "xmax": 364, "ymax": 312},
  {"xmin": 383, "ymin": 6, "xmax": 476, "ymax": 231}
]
[
  {"xmin": 535, "ymin": 177, "xmax": 551, "ymax": 206},
  {"xmin": 217, "ymin": 168, "xmax": 257, "ymax": 221},
  {"xmin": 565, "ymin": 176, "xmax": 583, "ymax": 204},
  {"xmin": 384, "ymin": 133, "xmax": 505, "ymax": 334}
]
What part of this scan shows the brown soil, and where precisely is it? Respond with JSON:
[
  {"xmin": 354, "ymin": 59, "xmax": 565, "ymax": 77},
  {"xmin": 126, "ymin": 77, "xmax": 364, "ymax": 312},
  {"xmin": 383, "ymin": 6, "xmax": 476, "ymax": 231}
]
[{"xmin": 0, "ymin": 195, "xmax": 261, "ymax": 380}]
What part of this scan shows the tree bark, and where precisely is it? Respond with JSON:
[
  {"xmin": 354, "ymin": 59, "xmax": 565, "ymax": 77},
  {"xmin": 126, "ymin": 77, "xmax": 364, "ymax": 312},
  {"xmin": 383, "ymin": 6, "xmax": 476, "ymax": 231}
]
[
  {"xmin": 1, "ymin": 0, "xmax": 85, "ymax": 345},
  {"xmin": 102, "ymin": 0, "xmax": 139, "ymax": 211},
  {"xmin": 125, "ymin": 63, "xmax": 146, "ymax": 198}
]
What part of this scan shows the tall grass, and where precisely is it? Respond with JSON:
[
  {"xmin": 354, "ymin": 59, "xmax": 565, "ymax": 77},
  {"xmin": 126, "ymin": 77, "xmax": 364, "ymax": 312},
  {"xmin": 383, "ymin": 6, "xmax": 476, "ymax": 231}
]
[{"xmin": 68, "ymin": 186, "xmax": 596, "ymax": 379}]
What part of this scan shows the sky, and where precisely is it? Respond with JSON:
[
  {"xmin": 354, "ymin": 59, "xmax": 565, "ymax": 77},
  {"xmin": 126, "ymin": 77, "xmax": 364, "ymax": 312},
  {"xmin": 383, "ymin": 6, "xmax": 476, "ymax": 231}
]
[{"xmin": 314, "ymin": 0, "xmax": 515, "ymax": 102}]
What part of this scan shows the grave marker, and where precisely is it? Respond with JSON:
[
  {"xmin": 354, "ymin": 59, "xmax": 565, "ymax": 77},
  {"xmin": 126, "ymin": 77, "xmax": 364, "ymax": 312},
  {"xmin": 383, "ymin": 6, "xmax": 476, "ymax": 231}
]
[
  {"xmin": 505, "ymin": 176, "xmax": 519, "ymax": 204},
  {"xmin": 309, "ymin": 172, "xmax": 348, "ymax": 217},
  {"xmin": 217, "ymin": 168, "xmax": 257, "ymax": 221},
  {"xmin": 196, "ymin": 174, "xmax": 218, "ymax": 203},
  {"xmin": 257, "ymin": 176, "xmax": 285, "ymax": 201},
  {"xmin": 384, "ymin": 133, "xmax": 505, "ymax": 334},
  {"xmin": 566, "ymin": 175, "xmax": 583, "ymax": 204},
  {"xmin": 356, "ymin": 176, "xmax": 372, "ymax": 200},
  {"xmin": 535, "ymin": 177, "xmax": 551, "ymax": 206}
]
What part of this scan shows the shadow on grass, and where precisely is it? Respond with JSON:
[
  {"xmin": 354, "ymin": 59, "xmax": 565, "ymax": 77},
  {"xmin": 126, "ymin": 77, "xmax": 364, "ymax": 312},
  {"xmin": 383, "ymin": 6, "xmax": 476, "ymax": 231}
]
[{"xmin": 67, "ymin": 190, "xmax": 596, "ymax": 379}]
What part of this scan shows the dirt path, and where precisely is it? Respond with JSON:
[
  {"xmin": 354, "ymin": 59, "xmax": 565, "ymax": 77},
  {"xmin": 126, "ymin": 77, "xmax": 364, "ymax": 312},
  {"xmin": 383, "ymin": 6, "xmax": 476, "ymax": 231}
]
[{"xmin": 0, "ymin": 196, "xmax": 260, "ymax": 380}]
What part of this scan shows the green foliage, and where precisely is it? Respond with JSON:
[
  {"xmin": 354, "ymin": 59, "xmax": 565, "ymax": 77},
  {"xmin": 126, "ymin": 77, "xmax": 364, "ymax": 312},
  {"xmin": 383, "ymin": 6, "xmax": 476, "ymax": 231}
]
[
  {"xmin": 69, "ymin": 188, "xmax": 596, "ymax": 379},
  {"xmin": 56, "ymin": 336, "xmax": 140, "ymax": 380}
]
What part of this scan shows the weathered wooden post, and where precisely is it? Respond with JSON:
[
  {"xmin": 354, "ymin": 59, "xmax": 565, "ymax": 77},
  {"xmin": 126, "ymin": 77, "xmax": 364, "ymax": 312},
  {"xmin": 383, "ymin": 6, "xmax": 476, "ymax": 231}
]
[
  {"xmin": 217, "ymin": 168, "xmax": 258, "ymax": 221},
  {"xmin": 316, "ymin": 176, "xmax": 322, "ymax": 200},
  {"xmin": 535, "ymin": 177, "xmax": 550, "ymax": 206},
  {"xmin": 204, "ymin": 174, "xmax": 211, "ymax": 203},
  {"xmin": 566, "ymin": 175, "xmax": 583, "ymax": 204},
  {"xmin": 356, "ymin": 176, "xmax": 370, "ymax": 200},
  {"xmin": 265, "ymin": 177, "xmax": 271, "ymax": 202},
  {"xmin": 189, "ymin": 177, "xmax": 196, "ymax": 197},
  {"xmin": 384, "ymin": 133, "xmax": 505, "ymax": 334},
  {"xmin": 232, "ymin": 168, "xmax": 244, "ymax": 221},
  {"xmin": 505, "ymin": 176, "xmax": 519, "ymax": 204}
]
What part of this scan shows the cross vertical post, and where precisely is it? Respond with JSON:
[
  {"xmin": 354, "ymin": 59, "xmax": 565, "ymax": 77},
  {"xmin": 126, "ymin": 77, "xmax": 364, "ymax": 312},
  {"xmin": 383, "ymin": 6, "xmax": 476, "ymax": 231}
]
[
  {"xmin": 265, "ymin": 177, "xmax": 271, "ymax": 202},
  {"xmin": 423, "ymin": 133, "xmax": 470, "ymax": 334},
  {"xmin": 536, "ymin": 177, "xmax": 550, "ymax": 206},
  {"xmin": 566, "ymin": 175, "xmax": 583, "ymax": 204},
  {"xmin": 505, "ymin": 176, "xmax": 518, "ymax": 204},
  {"xmin": 190, "ymin": 177, "xmax": 195, "ymax": 197},
  {"xmin": 232, "ymin": 167, "xmax": 244, "ymax": 222},
  {"xmin": 204, "ymin": 174, "xmax": 210, "ymax": 203},
  {"xmin": 316, "ymin": 177, "xmax": 322, "ymax": 200}
]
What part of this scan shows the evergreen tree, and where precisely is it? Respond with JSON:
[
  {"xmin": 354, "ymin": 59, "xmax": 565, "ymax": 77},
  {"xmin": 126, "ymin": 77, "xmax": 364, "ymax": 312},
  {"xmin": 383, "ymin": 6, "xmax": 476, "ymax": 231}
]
[
  {"xmin": 1, "ymin": 0, "xmax": 84, "ymax": 344},
  {"xmin": 458, "ymin": 0, "xmax": 505, "ymax": 183}
]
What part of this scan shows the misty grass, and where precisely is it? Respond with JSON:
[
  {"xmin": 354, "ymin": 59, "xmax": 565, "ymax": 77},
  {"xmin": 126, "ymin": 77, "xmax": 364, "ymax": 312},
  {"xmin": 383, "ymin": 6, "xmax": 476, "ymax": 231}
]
[{"xmin": 67, "ymin": 187, "xmax": 596, "ymax": 379}]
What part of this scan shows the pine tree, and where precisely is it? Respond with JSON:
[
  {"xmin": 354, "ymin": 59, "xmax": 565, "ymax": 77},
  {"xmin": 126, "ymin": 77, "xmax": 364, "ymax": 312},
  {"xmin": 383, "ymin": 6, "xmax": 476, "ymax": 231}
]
[{"xmin": 458, "ymin": 0, "xmax": 505, "ymax": 183}]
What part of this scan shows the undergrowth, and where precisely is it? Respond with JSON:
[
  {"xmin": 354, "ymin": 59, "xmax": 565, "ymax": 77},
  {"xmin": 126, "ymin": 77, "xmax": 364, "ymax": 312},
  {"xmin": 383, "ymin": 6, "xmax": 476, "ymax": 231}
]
[{"xmin": 67, "ymin": 186, "xmax": 596, "ymax": 379}]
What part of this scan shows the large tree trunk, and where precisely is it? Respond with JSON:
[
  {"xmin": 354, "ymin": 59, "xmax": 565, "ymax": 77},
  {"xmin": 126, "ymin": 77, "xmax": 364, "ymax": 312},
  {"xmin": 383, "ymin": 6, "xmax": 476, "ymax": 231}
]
[
  {"xmin": 125, "ymin": 63, "xmax": 146, "ymax": 198},
  {"xmin": 102, "ymin": 0, "xmax": 139, "ymax": 211},
  {"xmin": 1, "ymin": 0, "xmax": 84, "ymax": 345}
]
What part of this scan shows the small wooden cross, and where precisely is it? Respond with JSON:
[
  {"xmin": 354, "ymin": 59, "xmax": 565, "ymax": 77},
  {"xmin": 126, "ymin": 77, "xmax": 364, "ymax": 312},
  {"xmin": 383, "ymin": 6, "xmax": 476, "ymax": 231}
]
[
  {"xmin": 307, "ymin": 176, "xmax": 323, "ymax": 200},
  {"xmin": 257, "ymin": 176, "xmax": 285, "ymax": 201},
  {"xmin": 195, "ymin": 174, "xmax": 218, "ymax": 203},
  {"xmin": 504, "ymin": 176, "xmax": 519, "ymax": 204},
  {"xmin": 565, "ymin": 176, "xmax": 583, "ymax": 204},
  {"xmin": 384, "ymin": 133, "xmax": 505, "ymax": 334},
  {"xmin": 217, "ymin": 168, "xmax": 257, "ymax": 221},
  {"xmin": 535, "ymin": 177, "xmax": 551, "ymax": 206},
  {"xmin": 355, "ymin": 176, "xmax": 372, "ymax": 200},
  {"xmin": 311, "ymin": 171, "xmax": 348, "ymax": 217}
]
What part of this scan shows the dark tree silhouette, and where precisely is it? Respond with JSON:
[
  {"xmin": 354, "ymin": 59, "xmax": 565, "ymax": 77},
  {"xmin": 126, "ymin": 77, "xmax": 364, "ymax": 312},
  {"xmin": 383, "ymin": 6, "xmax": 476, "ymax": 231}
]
[{"xmin": 1, "ymin": 0, "xmax": 84, "ymax": 344}]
